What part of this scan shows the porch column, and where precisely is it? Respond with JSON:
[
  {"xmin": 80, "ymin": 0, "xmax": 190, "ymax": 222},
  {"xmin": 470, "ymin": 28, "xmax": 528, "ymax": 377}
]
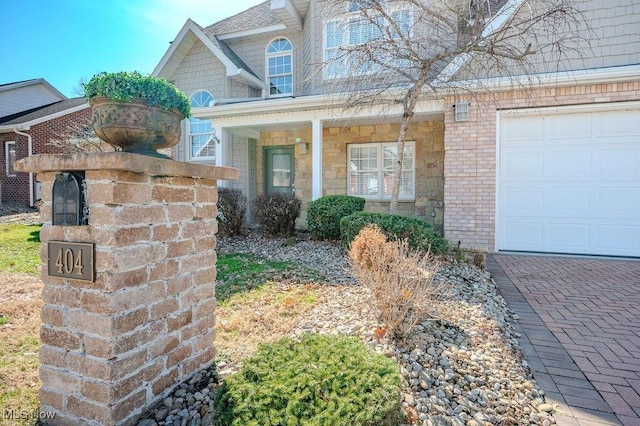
[{"xmin": 311, "ymin": 119, "xmax": 323, "ymax": 200}]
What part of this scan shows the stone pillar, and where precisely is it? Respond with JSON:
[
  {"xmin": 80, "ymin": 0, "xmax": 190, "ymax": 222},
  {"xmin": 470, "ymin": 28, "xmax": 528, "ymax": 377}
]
[{"xmin": 16, "ymin": 153, "xmax": 238, "ymax": 426}]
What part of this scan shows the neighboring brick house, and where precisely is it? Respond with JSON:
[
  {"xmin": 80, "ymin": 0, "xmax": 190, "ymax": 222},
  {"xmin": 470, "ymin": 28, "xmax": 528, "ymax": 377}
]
[
  {"xmin": 0, "ymin": 79, "xmax": 90, "ymax": 206},
  {"xmin": 153, "ymin": 0, "xmax": 640, "ymax": 257}
]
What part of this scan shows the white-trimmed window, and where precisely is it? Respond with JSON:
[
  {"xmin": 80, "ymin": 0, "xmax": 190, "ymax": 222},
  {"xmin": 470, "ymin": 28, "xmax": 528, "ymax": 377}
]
[
  {"xmin": 348, "ymin": 141, "xmax": 415, "ymax": 200},
  {"xmin": 5, "ymin": 141, "xmax": 16, "ymax": 176},
  {"xmin": 266, "ymin": 38, "xmax": 293, "ymax": 96},
  {"xmin": 324, "ymin": 7, "xmax": 412, "ymax": 79},
  {"xmin": 188, "ymin": 91, "xmax": 216, "ymax": 161}
]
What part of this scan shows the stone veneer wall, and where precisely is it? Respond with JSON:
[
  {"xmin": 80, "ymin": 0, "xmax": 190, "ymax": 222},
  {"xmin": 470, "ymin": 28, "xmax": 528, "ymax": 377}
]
[
  {"xmin": 16, "ymin": 153, "xmax": 238, "ymax": 425},
  {"xmin": 321, "ymin": 120, "xmax": 445, "ymax": 233},
  {"xmin": 257, "ymin": 120, "xmax": 445, "ymax": 233},
  {"xmin": 444, "ymin": 81, "xmax": 640, "ymax": 251}
]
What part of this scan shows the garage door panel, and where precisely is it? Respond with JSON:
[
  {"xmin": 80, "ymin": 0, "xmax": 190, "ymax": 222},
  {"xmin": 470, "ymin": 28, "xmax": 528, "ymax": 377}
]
[
  {"xmin": 547, "ymin": 114, "xmax": 592, "ymax": 139},
  {"xmin": 498, "ymin": 106, "xmax": 640, "ymax": 257},
  {"xmin": 598, "ymin": 110, "xmax": 640, "ymax": 136},
  {"xmin": 501, "ymin": 116, "xmax": 544, "ymax": 142},
  {"xmin": 549, "ymin": 150, "xmax": 592, "ymax": 180},
  {"xmin": 502, "ymin": 151, "xmax": 544, "ymax": 179},
  {"xmin": 502, "ymin": 221, "xmax": 544, "ymax": 246},
  {"xmin": 503, "ymin": 187, "xmax": 544, "ymax": 211},
  {"xmin": 548, "ymin": 187, "xmax": 591, "ymax": 211},
  {"xmin": 597, "ymin": 149, "xmax": 640, "ymax": 179},
  {"xmin": 595, "ymin": 225, "xmax": 640, "ymax": 251},
  {"xmin": 548, "ymin": 223, "xmax": 591, "ymax": 249},
  {"xmin": 597, "ymin": 187, "xmax": 640, "ymax": 214}
]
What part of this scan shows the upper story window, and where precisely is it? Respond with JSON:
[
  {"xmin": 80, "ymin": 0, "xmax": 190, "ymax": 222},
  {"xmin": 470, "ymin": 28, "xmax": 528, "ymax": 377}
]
[
  {"xmin": 5, "ymin": 141, "xmax": 16, "ymax": 176},
  {"xmin": 324, "ymin": 7, "xmax": 412, "ymax": 79},
  {"xmin": 348, "ymin": 0, "xmax": 382, "ymax": 12},
  {"xmin": 188, "ymin": 91, "xmax": 216, "ymax": 161},
  {"xmin": 266, "ymin": 38, "xmax": 293, "ymax": 96}
]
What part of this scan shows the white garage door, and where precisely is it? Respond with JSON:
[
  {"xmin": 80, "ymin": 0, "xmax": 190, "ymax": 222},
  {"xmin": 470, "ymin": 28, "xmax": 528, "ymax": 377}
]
[{"xmin": 498, "ymin": 105, "xmax": 640, "ymax": 257}]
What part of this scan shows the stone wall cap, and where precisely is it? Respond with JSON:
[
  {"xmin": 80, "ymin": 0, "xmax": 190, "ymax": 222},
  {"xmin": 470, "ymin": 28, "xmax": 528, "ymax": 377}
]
[{"xmin": 15, "ymin": 153, "xmax": 240, "ymax": 181}]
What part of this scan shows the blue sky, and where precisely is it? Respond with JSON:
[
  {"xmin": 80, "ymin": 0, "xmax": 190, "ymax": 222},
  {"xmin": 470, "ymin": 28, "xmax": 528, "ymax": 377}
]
[{"xmin": 0, "ymin": 0, "xmax": 265, "ymax": 97}]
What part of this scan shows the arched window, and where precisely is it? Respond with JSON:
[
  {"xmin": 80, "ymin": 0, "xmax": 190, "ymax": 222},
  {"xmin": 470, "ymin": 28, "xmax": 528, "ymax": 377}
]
[
  {"xmin": 266, "ymin": 38, "xmax": 293, "ymax": 96},
  {"xmin": 190, "ymin": 90, "xmax": 214, "ymax": 108},
  {"xmin": 188, "ymin": 91, "xmax": 216, "ymax": 160}
]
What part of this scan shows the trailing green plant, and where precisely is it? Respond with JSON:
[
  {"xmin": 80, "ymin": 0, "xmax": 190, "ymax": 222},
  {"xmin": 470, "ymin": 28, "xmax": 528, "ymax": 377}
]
[
  {"xmin": 340, "ymin": 211, "xmax": 448, "ymax": 255},
  {"xmin": 306, "ymin": 195, "xmax": 365, "ymax": 240},
  {"xmin": 251, "ymin": 193, "xmax": 301, "ymax": 236},
  {"xmin": 82, "ymin": 71, "xmax": 191, "ymax": 118},
  {"xmin": 217, "ymin": 188, "xmax": 247, "ymax": 237},
  {"xmin": 213, "ymin": 333, "xmax": 403, "ymax": 426},
  {"xmin": 349, "ymin": 225, "xmax": 449, "ymax": 338}
]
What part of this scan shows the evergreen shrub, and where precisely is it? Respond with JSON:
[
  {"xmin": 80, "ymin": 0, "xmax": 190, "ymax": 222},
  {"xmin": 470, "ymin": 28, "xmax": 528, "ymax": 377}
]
[
  {"xmin": 340, "ymin": 211, "xmax": 448, "ymax": 255},
  {"xmin": 213, "ymin": 333, "xmax": 403, "ymax": 425},
  {"xmin": 306, "ymin": 195, "xmax": 365, "ymax": 240}
]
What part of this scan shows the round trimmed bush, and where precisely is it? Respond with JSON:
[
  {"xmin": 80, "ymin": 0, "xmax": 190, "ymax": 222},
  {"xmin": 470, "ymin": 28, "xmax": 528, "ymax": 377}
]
[
  {"xmin": 340, "ymin": 211, "xmax": 448, "ymax": 255},
  {"xmin": 306, "ymin": 195, "xmax": 366, "ymax": 240},
  {"xmin": 213, "ymin": 334, "xmax": 403, "ymax": 425}
]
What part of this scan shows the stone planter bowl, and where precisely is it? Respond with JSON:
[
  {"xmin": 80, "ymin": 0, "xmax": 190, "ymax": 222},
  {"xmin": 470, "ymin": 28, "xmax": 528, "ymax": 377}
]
[{"xmin": 89, "ymin": 97, "xmax": 183, "ymax": 158}]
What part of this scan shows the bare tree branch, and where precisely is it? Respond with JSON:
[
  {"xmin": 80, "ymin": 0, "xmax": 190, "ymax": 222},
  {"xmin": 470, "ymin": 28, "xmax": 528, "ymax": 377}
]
[{"xmin": 317, "ymin": 0, "xmax": 588, "ymax": 213}]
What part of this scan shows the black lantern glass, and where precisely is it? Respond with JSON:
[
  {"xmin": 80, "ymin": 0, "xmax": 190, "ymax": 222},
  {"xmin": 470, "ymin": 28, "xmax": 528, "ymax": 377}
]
[{"xmin": 52, "ymin": 172, "xmax": 87, "ymax": 226}]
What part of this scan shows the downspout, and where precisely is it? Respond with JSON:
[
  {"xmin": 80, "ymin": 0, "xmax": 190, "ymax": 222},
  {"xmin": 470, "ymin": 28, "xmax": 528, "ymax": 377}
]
[{"xmin": 13, "ymin": 129, "xmax": 34, "ymax": 207}]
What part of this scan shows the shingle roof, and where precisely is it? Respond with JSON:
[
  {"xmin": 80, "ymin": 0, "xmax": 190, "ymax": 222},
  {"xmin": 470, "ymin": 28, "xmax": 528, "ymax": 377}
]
[
  {"xmin": 0, "ymin": 98, "xmax": 87, "ymax": 126},
  {"xmin": 0, "ymin": 79, "xmax": 39, "ymax": 88},
  {"xmin": 204, "ymin": 1, "xmax": 279, "ymax": 36}
]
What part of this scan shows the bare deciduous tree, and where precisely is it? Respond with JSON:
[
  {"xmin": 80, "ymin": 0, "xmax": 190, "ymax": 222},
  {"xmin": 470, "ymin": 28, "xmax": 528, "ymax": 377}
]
[
  {"xmin": 320, "ymin": 0, "xmax": 587, "ymax": 213},
  {"xmin": 47, "ymin": 116, "xmax": 116, "ymax": 155}
]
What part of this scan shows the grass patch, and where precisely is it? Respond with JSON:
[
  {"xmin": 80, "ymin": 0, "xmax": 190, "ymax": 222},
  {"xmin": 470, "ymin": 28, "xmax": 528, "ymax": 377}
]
[
  {"xmin": 215, "ymin": 282, "xmax": 322, "ymax": 370},
  {"xmin": 216, "ymin": 253, "xmax": 320, "ymax": 302},
  {"xmin": 0, "ymin": 273, "xmax": 43, "ymax": 423},
  {"xmin": 0, "ymin": 224, "xmax": 42, "ymax": 275}
]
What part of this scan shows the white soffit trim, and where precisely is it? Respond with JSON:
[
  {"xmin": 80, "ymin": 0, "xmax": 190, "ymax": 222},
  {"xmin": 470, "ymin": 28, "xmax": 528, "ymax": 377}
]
[
  {"xmin": 216, "ymin": 24, "xmax": 288, "ymax": 41},
  {"xmin": 271, "ymin": 0, "xmax": 303, "ymax": 31},
  {"xmin": 0, "ymin": 103, "xmax": 89, "ymax": 133},
  {"xmin": 198, "ymin": 95, "xmax": 444, "ymax": 124},
  {"xmin": 444, "ymin": 64, "xmax": 640, "ymax": 92},
  {"xmin": 435, "ymin": 0, "xmax": 526, "ymax": 83}
]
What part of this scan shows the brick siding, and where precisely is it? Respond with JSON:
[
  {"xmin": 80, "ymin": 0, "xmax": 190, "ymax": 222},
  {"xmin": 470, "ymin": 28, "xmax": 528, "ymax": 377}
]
[
  {"xmin": 444, "ymin": 81, "xmax": 640, "ymax": 252},
  {"xmin": 0, "ymin": 107, "xmax": 91, "ymax": 206}
]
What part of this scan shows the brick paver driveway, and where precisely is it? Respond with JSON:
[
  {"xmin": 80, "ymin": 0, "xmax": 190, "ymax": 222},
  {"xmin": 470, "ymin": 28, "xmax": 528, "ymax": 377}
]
[{"xmin": 487, "ymin": 255, "xmax": 640, "ymax": 426}]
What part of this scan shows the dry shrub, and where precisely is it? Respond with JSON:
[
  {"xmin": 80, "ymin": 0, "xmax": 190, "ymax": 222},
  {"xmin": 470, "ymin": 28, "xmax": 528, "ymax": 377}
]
[{"xmin": 349, "ymin": 225, "xmax": 449, "ymax": 339}]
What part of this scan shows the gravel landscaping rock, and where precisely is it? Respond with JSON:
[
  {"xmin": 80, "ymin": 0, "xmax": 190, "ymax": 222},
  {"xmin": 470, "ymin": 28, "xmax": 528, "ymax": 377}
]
[
  {"xmin": 0, "ymin": 203, "xmax": 40, "ymax": 224},
  {"xmin": 132, "ymin": 230, "xmax": 554, "ymax": 425}
]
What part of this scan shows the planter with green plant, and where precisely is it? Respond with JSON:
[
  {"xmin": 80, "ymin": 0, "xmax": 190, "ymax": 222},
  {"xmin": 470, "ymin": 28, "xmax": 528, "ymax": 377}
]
[{"xmin": 83, "ymin": 71, "xmax": 191, "ymax": 158}]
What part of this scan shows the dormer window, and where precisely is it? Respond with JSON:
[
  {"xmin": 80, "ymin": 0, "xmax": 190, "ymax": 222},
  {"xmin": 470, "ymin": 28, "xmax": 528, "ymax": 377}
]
[{"xmin": 266, "ymin": 38, "xmax": 293, "ymax": 96}]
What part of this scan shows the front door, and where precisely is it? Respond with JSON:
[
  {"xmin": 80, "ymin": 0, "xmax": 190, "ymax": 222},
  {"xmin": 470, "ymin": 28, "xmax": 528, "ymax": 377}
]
[{"xmin": 265, "ymin": 147, "xmax": 295, "ymax": 195}]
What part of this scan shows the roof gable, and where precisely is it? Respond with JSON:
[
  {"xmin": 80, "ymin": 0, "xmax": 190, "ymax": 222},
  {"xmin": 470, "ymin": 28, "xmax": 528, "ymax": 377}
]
[
  {"xmin": 0, "ymin": 98, "xmax": 88, "ymax": 131},
  {"xmin": 153, "ymin": 19, "xmax": 266, "ymax": 90},
  {"xmin": 0, "ymin": 78, "xmax": 67, "ymax": 119}
]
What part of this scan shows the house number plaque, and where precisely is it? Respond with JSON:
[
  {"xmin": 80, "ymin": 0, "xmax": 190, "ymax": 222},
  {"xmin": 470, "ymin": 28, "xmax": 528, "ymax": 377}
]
[{"xmin": 47, "ymin": 241, "xmax": 94, "ymax": 282}]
